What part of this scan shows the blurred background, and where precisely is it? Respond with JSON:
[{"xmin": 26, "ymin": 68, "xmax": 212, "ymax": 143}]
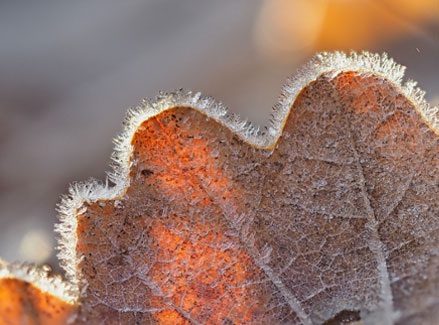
[{"xmin": 0, "ymin": 0, "xmax": 438, "ymax": 274}]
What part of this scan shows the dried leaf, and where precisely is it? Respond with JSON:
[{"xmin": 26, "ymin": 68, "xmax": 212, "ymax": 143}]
[
  {"xmin": 1, "ymin": 52, "xmax": 438, "ymax": 324},
  {"xmin": 0, "ymin": 261, "xmax": 77, "ymax": 324}
]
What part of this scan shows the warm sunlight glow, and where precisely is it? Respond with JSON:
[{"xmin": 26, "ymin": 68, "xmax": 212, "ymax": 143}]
[
  {"xmin": 132, "ymin": 110, "xmax": 265, "ymax": 323},
  {"xmin": 0, "ymin": 278, "xmax": 76, "ymax": 325}
]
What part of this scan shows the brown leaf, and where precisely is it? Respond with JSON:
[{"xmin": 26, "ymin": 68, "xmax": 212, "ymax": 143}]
[{"xmin": 1, "ymin": 52, "xmax": 438, "ymax": 324}]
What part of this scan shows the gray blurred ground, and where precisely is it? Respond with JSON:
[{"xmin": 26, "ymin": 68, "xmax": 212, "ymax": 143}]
[{"xmin": 0, "ymin": 1, "xmax": 438, "ymax": 273}]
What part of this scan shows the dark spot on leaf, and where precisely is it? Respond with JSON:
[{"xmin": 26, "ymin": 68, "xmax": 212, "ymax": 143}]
[
  {"xmin": 141, "ymin": 169, "xmax": 154, "ymax": 176},
  {"xmin": 323, "ymin": 310, "xmax": 361, "ymax": 325}
]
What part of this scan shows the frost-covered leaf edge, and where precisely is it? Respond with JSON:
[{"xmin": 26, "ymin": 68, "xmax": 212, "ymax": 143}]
[
  {"xmin": 0, "ymin": 259, "xmax": 77, "ymax": 303},
  {"xmin": 3, "ymin": 50, "xmax": 435, "ymax": 307}
]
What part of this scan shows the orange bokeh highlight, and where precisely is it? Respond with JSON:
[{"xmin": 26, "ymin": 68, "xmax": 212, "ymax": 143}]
[{"xmin": 255, "ymin": 0, "xmax": 438, "ymax": 61}]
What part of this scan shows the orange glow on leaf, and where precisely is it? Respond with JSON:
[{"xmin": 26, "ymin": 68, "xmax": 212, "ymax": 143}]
[
  {"xmin": 2, "ymin": 53, "xmax": 438, "ymax": 324},
  {"xmin": 0, "ymin": 278, "xmax": 76, "ymax": 325},
  {"xmin": 131, "ymin": 110, "xmax": 265, "ymax": 323}
]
